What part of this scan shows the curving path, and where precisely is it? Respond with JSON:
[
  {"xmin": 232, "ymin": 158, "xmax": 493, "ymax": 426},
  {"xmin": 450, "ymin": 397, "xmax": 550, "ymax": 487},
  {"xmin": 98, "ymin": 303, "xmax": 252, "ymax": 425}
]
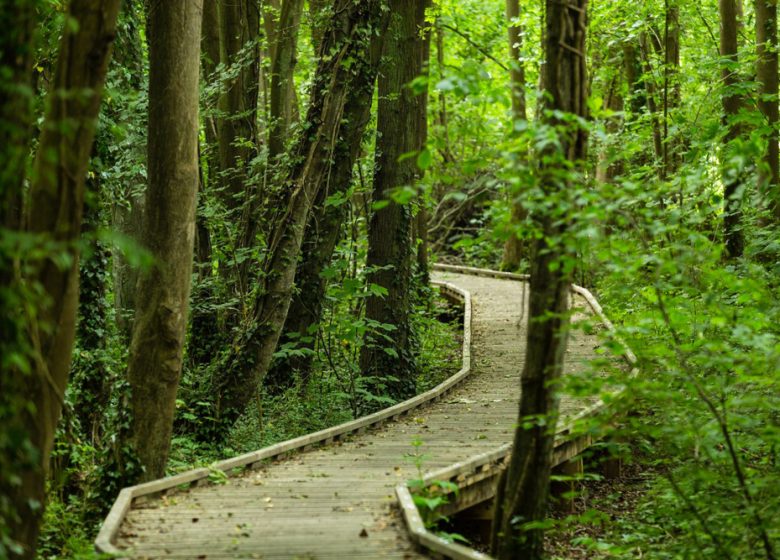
[{"xmin": 103, "ymin": 270, "xmax": 604, "ymax": 559}]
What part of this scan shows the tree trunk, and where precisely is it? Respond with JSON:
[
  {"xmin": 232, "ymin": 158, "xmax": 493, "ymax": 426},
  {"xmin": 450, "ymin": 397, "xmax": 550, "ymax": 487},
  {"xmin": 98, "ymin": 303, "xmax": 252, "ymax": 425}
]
[
  {"xmin": 216, "ymin": 0, "xmax": 259, "ymax": 205},
  {"xmin": 435, "ymin": 21, "xmax": 453, "ymax": 162},
  {"xmin": 491, "ymin": 1, "xmax": 588, "ymax": 558},
  {"xmin": 126, "ymin": 0, "xmax": 203, "ymax": 481},
  {"xmin": 639, "ymin": 32, "xmax": 664, "ymax": 171},
  {"xmin": 265, "ymin": 94, "xmax": 374, "ymax": 393},
  {"xmin": 1, "ymin": 1, "xmax": 120, "ymax": 556},
  {"xmin": 201, "ymin": 0, "xmax": 222, "ymax": 189},
  {"xmin": 110, "ymin": 5, "xmax": 146, "ymax": 340},
  {"xmin": 360, "ymin": 0, "xmax": 427, "ymax": 405},
  {"xmin": 755, "ymin": 0, "xmax": 780, "ymax": 218},
  {"xmin": 0, "ymin": 1, "xmax": 36, "ymax": 231},
  {"xmin": 210, "ymin": 0, "xmax": 388, "ymax": 433},
  {"xmin": 309, "ymin": 0, "xmax": 328, "ymax": 55},
  {"xmin": 269, "ymin": 0, "xmax": 304, "ymax": 160},
  {"xmin": 502, "ymin": 0, "xmax": 527, "ymax": 271},
  {"xmin": 415, "ymin": 11, "xmax": 432, "ymax": 281},
  {"xmin": 721, "ymin": 0, "xmax": 745, "ymax": 257},
  {"xmin": 72, "ymin": 190, "xmax": 111, "ymax": 444},
  {"xmin": 663, "ymin": 0, "xmax": 682, "ymax": 179},
  {"xmin": 0, "ymin": 0, "xmax": 40, "ymax": 554}
]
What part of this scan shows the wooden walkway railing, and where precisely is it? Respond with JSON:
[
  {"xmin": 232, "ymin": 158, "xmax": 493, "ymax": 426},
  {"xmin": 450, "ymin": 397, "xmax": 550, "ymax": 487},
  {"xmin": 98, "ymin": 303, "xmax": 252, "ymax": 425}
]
[{"xmin": 95, "ymin": 264, "xmax": 633, "ymax": 559}]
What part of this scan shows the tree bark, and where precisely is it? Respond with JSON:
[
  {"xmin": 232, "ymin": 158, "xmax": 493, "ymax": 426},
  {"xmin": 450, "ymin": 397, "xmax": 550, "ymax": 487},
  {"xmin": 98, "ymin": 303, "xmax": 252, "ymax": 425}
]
[
  {"xmin": 721, "ymin": 0, "xmax": 745, "ymax": 257},
  {"xmin": 755, "ymin": 0, "xmax": 780, "ymax": 218},
  {"xmin": 72, "ymin": 189, "xmax": 111, "ymax": 444},
  {"xmin": 268, "ymin": 0, "xmax": 304, "ymax": 160},
  {"xmin": 663, "ymin": 0, "xmax": 682, "ymax": 178},
  {"xmin": 491, "ymin": 1, "xmax": 588, "ymax": 558},
  {"xmin": 0, "ymin": 1, "xmax": 36, "ymax": 231},
  {"xmin": 1, "ymin": 1, "xmax": 120, "ymax": 556},
  {"xmin": 216, "ymin": 0, "xmax": 259, "ymax": 204},
  {"xmin": 110, "ymin": 4, "xmax": 146, "ymax": 340},
  {"xmin": 266, "ymin": 91, "xmax": 374, "ymax": 393},
  {"xmin": 415, "ymin": 7, "xmax": 432, "ymax": 281},
  {"xmin": 360, "ymin": 0, "xmax": 427, "ymax": 405},
  {"xmin": 126, "ymin": 0, "xmax": 203, "ymax": 481},
  {"xmin": 210, "ymin": 0, "xmax": 388, "ymax": 433},
  {"xmin": 502, "ymin": 0, "xmax": 527, "ymax": 271},
  {"xmin": 639, "ymin": 32, "xmax": 665, "ymax": 171}
]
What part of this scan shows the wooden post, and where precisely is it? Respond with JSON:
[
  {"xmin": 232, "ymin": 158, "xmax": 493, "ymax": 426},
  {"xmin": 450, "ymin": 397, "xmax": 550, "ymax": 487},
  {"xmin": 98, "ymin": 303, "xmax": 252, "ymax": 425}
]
[{"xmin": 551, "ymin": 456, "xmax": 584, "ymax": 514}]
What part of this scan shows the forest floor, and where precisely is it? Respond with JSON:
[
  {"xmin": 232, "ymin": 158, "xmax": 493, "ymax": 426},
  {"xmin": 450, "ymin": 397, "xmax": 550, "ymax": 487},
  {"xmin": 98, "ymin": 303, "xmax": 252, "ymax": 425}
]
[{"xmin": 545, "ymin": 448, "xmax": 661, "ymax": 559}]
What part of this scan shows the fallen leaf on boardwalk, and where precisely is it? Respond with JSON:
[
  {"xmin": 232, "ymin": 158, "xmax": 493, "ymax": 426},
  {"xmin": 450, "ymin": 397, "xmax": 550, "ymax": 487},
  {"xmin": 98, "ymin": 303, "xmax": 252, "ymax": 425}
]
[
  {"xmin": 359, "ymin": 528, "xmax": 369, "ymax": 537},
  {"xmin": 263, "ymin": 497, "xmax": 272, "ymax": 503}
]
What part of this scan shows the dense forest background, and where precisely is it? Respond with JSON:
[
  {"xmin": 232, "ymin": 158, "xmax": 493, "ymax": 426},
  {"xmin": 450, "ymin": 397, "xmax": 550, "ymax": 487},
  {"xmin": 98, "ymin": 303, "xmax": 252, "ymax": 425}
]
[{"xmin": 1, "ymin": 0, "xmax": 779, "ymax": 558}]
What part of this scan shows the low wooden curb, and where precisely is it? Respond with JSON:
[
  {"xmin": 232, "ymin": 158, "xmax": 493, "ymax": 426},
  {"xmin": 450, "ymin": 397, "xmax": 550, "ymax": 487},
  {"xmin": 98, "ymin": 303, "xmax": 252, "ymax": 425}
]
[
  {"xmin": 95, "ymin": 277, "xmax": 473, "ymax": 555},
  {"xmin": 395, "ymin": 263, "xmax": 639, "ymax": 560}
]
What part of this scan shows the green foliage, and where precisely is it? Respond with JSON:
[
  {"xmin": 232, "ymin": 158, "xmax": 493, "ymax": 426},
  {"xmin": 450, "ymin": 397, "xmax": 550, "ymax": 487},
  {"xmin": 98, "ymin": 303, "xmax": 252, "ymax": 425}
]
[{"xmin": 405, "ymin": 438, "xmax": 469, "ymax": 544}]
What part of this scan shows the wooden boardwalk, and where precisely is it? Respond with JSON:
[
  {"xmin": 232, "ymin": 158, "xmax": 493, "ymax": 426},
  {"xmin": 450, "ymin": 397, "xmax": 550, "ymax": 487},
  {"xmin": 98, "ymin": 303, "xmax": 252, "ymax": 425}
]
[{"xmin": 106, "ymin": 270, "xmax": 604, "ymax": 559}]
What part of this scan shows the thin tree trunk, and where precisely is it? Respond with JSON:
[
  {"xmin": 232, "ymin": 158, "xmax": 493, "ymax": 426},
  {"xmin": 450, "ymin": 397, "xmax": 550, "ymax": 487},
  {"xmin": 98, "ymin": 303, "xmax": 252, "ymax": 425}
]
[
  {"xmin": 435, "ymin": 22, "xmax": 453, "ymax": 163},
  {"xmin": 0, "ymin": 0, "xmax": 40, "ymax": 554},
  {"xmin": 211, "ymin": 0, "xmax": 388, "ymax": 433},
  {"xmin": 269, "ymin": 0, "xmax": 304, "ymax": 160},
  {"xmin": 72, "ymin": 190, "xmax": 111, "ymax": 443},
  {"xmin": 216, "ymin": 0, "xmax": 260, "ymax": 285},
  {"xmin": 0, "ymin": 1, "xmax": 36, "ymax": 231},
  {"xmin": 639, "ymin": 32, "xmax": 665, "ymax": 172},
  {"xmin": 491, "ymin": 1, "xmax": 588, "ymax": 558},
  {"xmin": 502, "ymin": 0, "xmax": 527, "ymax": 271},
  {"xmin": 416, "ymin": 9, "xmax": 432, "ymax": 280},
  {"xmin": 721, "ymin": 0, "xmax": 745, "ymax": 257},
  {"xmin": 201, "ymin": 0, "xmax": 222, "ymax": 189},
  {"xmin": 755, "ymin": 0, "xmax": 780, "ymax": 218},
  {"xmin": 110, "ymin": 5, "xmax": 146, "ymax": 340},
  {"xmin": 1, "ymin": 1, "xmax": 120, "ymax": 556},
  {"xmin": 216, "ymin": 0, "xmax": 259, "ymax": 206},
  {"xmin": 126, "ymin": 0, "xmax": 203, "ymax": 481},
  {"xmin": 360, "ymin": 0, "xmax": 427, "ymax": 405},
  {"xmin": 663, "ymin": 0, "xmax": 682, "ymax": 178}
]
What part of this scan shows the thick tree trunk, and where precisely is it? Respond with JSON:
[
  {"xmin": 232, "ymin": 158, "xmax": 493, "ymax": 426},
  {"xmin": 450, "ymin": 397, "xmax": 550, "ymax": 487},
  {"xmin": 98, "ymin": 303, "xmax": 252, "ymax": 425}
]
[
  {"xmin": 491, "ymin": 1, "xmax": 588, "ymax": 558},
  {"xmin": 211, "ymin": 0, "xmax": 388, "ymax": 432},
  {"xmin": 309, "ymin": 0, "xmax": 328, "ymax": 55},
  {"xmin": 721, "ymin": 0, "xmax": 745, "ymax": 257},
  {"xmin": 126, "ymin": 0, "xmax": 203, "ymax": 481},
  {"xmin": 268, "ymin": 0, "xmax": 304, "ymax": 159},
  {"xmin": 755, "ymin": 0, "xmax": 780, "ymax": 218},
  {"xmin": 1, "ymin": 1, "xmax": 120, "ymax": 556},
  {"xmin": 622, "ymin": 42, "xmax": 645, "ymax": 115},
  {"xmin": 502, "ymin": 0, "xmax": 527, "ymax": 271},
  {"xmin": 360, "ymin": 0, "xmax": 427, "ymax": 405}
]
